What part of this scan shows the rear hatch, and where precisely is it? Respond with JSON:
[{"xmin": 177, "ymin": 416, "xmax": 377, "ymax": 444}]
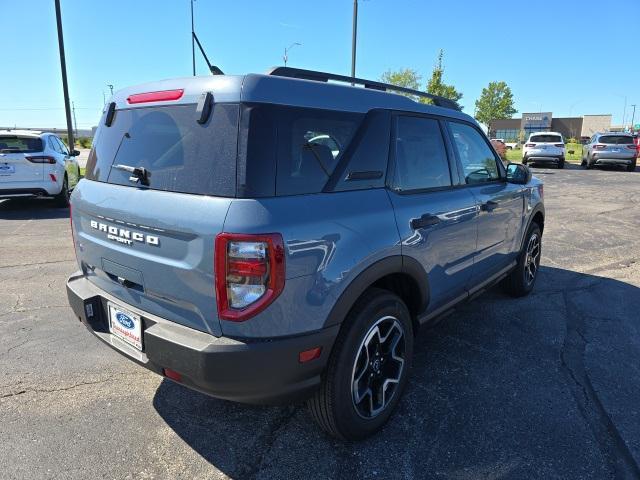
[
  {"xmin": 72, "ymin": 82, "xmax": 242, "ymax": 336},
  {"xmin": 0, "ymin": 135, "xmax": 45, "ymax": 184},
  {"xmin": 526, "ymin": 134, "xmax": 564, "ymax": 156},
  {"xmin": 597, "ymin": 135, "xmax": 637, "ymax": 158}
]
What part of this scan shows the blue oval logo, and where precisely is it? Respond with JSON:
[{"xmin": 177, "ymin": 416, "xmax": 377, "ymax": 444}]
[{"xmin": 115, "ymin": 312, "xmax": 134, "ymax": 329}]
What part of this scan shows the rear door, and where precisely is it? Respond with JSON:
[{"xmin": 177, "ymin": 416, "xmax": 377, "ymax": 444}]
[
  {"xmin": 387, "ymin": 114, "xmax": 478, "ymax": 312},
  {"xmin": 447, "ymin": 121, "xmax": 525, "ymax": 283},
  {"xmin": 73, "ymin": 100, "xmax": 240, "ymax": 336},
  {"xmin": 598, "ymin": 134, "xmax": 637, "ymax": 159},
  {"xmin": 0, "ymin": 135, "xmax": 44, "ymax": 183}
]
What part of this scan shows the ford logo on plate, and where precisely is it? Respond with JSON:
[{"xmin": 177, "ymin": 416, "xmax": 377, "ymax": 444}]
[{"xmin": 115, "ymin": 312, "xmax": 134, "ymax": 329}]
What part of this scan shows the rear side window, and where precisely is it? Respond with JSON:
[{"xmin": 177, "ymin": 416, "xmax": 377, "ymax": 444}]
[
  {"xmin": 85, "ymin": 103, "xmax": 239, "ymax": 197},
  {"xmin": 391, "ymin": 116, "xmax": 451, "ymax": 191},
  {"xmin": 449, "ymin": 122, "xmax": 501, "ymax": 184},
  {"xmin": 530, "ymin": 134, "xmax": 563, "ymax": 143},
  {"xmin": 0, "ymin": 136, "xmax": 43, "ymax": 153},
  {"xmin": 599, "ymin": 135, "xmax": 634, "ymax": 145},
  {"xmin": 242, "ymin": 104, "xmax": 363, "ymax": 196}
]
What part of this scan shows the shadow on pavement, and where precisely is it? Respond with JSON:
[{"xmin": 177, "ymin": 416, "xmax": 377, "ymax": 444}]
[
  {"xmin": 0, "ymin": 197, "xmax": 69, "ymax": 220},
  {"xmin": 153, "ymin": 266, "xmax": 640, "ymax": 479}
]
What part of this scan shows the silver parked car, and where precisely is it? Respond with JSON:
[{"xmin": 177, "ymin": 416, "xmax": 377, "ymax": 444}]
[{"xmin": 582, "ymin": 132, "xmax": 638, "ymax": 171}]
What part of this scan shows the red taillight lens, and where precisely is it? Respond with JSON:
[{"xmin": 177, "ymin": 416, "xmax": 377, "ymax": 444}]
[
  {"xmin": 626, "ymin": 145, "xmax": 637, "ymax": 150},
  {"xmin": 525, "ymin": 143, "xmax": 536, "ymax": 148},
  {"xmin": 26, "ymin": 155, "xmax": 55, "ymax": 164},
  {"xmin": 163, "ymin": 368, "xmax": 182, "ymax": 382},
  {"xmin": 215, "ymin": 233, "xmax": 285, "ymax": 322},
  {"xmin": 126, "ymin": 89, "xmax": 184, "ymax": 104},
  {"xmin": 593, "ymin": 144, "xmax": 606, "ymax": 150}
]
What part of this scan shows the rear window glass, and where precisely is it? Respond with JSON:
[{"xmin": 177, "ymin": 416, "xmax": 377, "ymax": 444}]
[
  {"xmin": 0, "ymin": 136, "xmax": 43, "ymax": 153},
  {"xmin": 244, "ymin": 105, "xmax": 363, "ymax": 196},
  {"xmin": 85, "ymin": 103, "xmax": 239, "ymax": 197},
  {"xmin": 599, "ymin": 135, "xmax": 634, "ymax": 145},
  {"xmin": 530, "ymin": 135, "xmax": 563, "ymax": 143}
]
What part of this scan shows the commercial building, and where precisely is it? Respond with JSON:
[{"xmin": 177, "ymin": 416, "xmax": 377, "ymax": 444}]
[{"xmin": 489, "ymin": 113, "xmax": 612, "ymax": 141}]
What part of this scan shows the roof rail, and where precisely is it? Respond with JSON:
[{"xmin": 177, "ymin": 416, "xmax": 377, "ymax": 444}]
[{"xmin": 266, "ymin": 66, "xmax": 461, "ymax": 111}]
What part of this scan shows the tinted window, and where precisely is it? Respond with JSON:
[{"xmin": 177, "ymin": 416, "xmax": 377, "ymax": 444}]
[
  {"xmin": 48, "ymin": 137, "xmax": 62, "ymax": 153},
  {"xmin": 530, "ymin": 134, "xmax": 563, "ymax": 143},
  {"xmin": 392, "ymin": 116, "xmax": 451, "ymax": 191},
  {"xmin": 56, "ymin": 137, "xmax": 69, "ymax": 154},
  {"xmin": 86, "ymin": 103, "xmax": 239, "ymax": 197},
  {"xmin": 0, "ymin": 136, "xmax": 43, "ymax": 153},
  {"xmin": 449, "ymin": 122, "xmax": 500, "ymax": 184},
  {"xmin": 599, "ymin": 135, "xmax": 634, "ymax": 145}
]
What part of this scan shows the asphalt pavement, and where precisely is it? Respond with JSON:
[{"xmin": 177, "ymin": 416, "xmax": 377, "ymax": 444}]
[{"xmin": 1, "ymin": 164, "xmax": 639, "ymax": 479}]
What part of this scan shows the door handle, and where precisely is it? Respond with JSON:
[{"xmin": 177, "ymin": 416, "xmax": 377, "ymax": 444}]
[
  {"xmin": 410, "ymin": 213, "xmax": 440, "ymax": 229},
  {"xmin": 481, "ymin": 200, "xmax": 499, "ymax": 212}
]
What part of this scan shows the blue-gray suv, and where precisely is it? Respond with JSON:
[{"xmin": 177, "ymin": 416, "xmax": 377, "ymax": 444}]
[{"xmin": 66, "ymin": 68, "xmax": 545, "ymax": 440}]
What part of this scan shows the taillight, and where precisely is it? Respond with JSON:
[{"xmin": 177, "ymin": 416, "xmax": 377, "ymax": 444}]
[
  {"xmin": 525, "ymin": 143, "xmax": 536, "ymax": 148},
  {"xmin": 126, "ymin": 89, "xmax": 184, "ymax": 104},
  {"xmin": 26, "ymin": 155, "xmax": 56, "ymax": 164},
  {"xmin": 593, "ymin": 144, "xmax": 606, "ymax": 150},
  {"xmin": 554, "ymin": 144, "xmax": 565, "ymax": 148},
  {"xmin": 626, "ymin": 145, "xmax": 637, "ymax": 150},
  {"xmin": 215, "ymin": 233, "xmax": 285, "ymax": 321}
]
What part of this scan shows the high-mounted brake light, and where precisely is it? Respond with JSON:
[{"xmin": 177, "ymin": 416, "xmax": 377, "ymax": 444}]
[
  {"xmin": 215, "ymin": 233, "xmax": 285, "ymax": 321},
  {"xmin": 126, "ymin": 89, "xmax": 184, "ymax": 104},
  {"xmin": 26, "ymin": 155, "xmax": 56, "ymax": 164}
]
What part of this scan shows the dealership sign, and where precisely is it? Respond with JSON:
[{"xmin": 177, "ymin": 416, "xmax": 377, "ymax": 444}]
[{"xmin": 521, "ymin": 112, "xmax": 553, "ymax": 129}]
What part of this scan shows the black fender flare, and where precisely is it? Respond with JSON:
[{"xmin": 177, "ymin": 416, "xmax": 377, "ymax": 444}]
[
  {"xmin": 519, "ymin": 203, "xmax": 545, "ymax": 252},
  {"xmin": 323, "ymin": 255, "xmax": 430, "ymax": 328}
]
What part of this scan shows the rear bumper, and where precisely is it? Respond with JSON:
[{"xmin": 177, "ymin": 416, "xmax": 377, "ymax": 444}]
[
  {"xmin": 0, "ymin": 180, "xmax": 62, "ymax": 197},
  {"xmin": 524, "ymin": 155, "xmax": 562, "ymax": 164},
  {"xmin": 592, "ymin": 157, "xmax": 635, "ymax": 165},
  {"xmin": 66, "ymin": 271, "xmax": 339, "ymax": 405},
  {"xmin": 0, "ymin": 187, "xmax": 50, "ymax": 199}
]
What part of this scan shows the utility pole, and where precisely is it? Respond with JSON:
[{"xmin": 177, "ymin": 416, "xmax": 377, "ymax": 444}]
[
  {"xmin": 631, "ymin": 104, "xmax": 637, "ymax": 131},
  {"xmin": 351, "ymin": 0, "xmax": 358, "ymax": 81},
  {"xmin": 54, "ymin": 0, "xmax": 75, "ymax": 150},
  {"xmin": 72, "ymin": 101, "xmax": 78, "ymax": 137},
  {"xmin": 191, "ymin": 0, "xmax": 196, "ymax": 76}
]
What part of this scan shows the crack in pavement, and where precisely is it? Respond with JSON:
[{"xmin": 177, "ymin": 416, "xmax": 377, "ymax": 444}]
[{"xmin": 559, "ymin": 289, "xmax": 640, "ymax": 479}]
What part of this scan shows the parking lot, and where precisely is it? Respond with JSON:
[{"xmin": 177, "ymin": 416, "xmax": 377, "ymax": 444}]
[{"xmin": 1, "ymin": 165, "xmax": 639, "ymax": 479}]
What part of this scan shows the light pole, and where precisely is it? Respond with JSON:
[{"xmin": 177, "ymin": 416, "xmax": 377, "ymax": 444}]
[
  {"xmin": 351, "ymin": 0, "xmax": 358, "ymax": 80},
  {"xmin": 107, "ymin": 84, "xmax": 114, "ymax": 96},
  {"xmin": 190, "ymin": 0, "xmax": 196, "ymax": 76},
  {"xmin": 283, "ymin": 42, "xmax": 301, "ymax": 67},
  {"xmin": 54, "ymin": 0, "xmax": 75, "ymax": 150},
  {"xmin": 631, "ymin": 104, "xmax": 637, "ymax": 131}
]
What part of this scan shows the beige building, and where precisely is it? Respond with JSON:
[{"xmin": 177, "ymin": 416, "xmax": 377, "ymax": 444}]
[{"xmin": 580, "ymin": 115, "xmax": 612, "ymax": 137}]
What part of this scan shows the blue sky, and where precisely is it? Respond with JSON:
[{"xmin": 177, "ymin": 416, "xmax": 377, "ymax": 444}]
[{"xmin": 2, "ymin": 0, "xmax": 638, "ymax": 129}]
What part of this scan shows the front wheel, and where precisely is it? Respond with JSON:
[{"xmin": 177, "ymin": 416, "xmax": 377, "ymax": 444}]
[
  {"xmin": 308, "ymin": 288, "xmax": 413, "ymax": 440},
  {"xmin": 503, "ymin": 222, "xmax": 542, "ymax": 297}
]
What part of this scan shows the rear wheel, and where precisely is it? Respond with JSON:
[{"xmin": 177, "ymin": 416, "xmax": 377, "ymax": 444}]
[
  {"xmin": 558, "ymin": 157, "xmax": 565, "ymax": 169},
  {"xmin": 503, "ymin": 222, "xmax": 542, "ymax": 297},
  {"xmin": 627, "ymin": 161, "xmax": 637, "ymax": 172},
  {"xmin": 308, "ymin": 288, "xmax": 413, "ymax": 440},
  {"xmin": 54, "ymin": 175, "xmax": 70, "ymax": 208}
]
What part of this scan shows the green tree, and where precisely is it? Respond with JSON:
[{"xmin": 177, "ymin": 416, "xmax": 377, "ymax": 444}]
[
  {"xmin": 379, "ymin": 68, "xmax": 422, "ymax": 101},
  {"xmin": 423, "ymin": 50, "xmax": 463, "ymax": 106},
  {"xmin": 474, "ymin": 81, "xmax": 517, "ymax": 128}
]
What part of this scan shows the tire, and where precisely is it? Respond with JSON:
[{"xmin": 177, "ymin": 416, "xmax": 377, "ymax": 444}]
[
  {"xmin": 54, "ymin": 175, "xmax": 70, "ymax": 208},
  {"xmin": 308, "ymin": 288, "xmax": 413, "ymax": 440},
  {"xmin": 503, "ymin": 222, "xmax": 542, "ymax": 297},
  {"xmin": 558, "ymin": 158, "xmax": 565, "ymax": 169},
  {"xmin": 627, "ymin": 161, "xmax": 637, "ymax": 172}
]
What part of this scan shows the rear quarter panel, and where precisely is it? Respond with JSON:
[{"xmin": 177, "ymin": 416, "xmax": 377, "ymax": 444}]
[{"xmin": 220, "ymin": 189, "xmax": 400, "ymax": 338}]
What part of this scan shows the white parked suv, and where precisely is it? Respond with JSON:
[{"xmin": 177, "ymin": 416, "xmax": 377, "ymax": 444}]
[
  {"xmin": 522, "ymin": 132, "xmax": 566, "ymax": 169},
  {"xmin": 0, "ymin": 130, "xmax": 81, "ymax": 207}
]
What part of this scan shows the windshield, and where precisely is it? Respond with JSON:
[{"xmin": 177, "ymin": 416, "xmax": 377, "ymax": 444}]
[
  {"xmin": 530, "ymin": 135, "xmax": 563, "ymax": 143},
  {"xmin": 0, "ymin": 136, "xmax": 43, "ymax": 153},
  {"xmin": 599, "ymin": 135, "xmax": 634, "ymax": 145},
  {"xmin": 85, "ymin": 103, "xmax": 239, "ymax": 197}
]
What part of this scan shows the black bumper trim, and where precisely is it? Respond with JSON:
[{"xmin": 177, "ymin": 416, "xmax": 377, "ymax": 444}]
[{"xmin": 66, "ymin": 272, "xmax": 339, "ymax": 405}]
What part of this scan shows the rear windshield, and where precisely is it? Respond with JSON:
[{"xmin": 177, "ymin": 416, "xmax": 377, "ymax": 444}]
[
  {"xmin": 599, "ymin": 135, "xmax": 634, "ymax": 145},
  {"xmin": 85, "ymin": 103, "xmax": 239, "ymax": 197},
  {"xmin": 530, "ymin": 135, "xmax": 563, "ymax": 143},
  {"xmin": 0, "ymin": 136, "xmax": 43, "ymax": 153}
]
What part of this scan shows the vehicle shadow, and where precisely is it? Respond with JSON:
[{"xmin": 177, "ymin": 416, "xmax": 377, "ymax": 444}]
[
  {"xmin": 0, "ymin": 197, "xmax": 69, "ymax": 220},
  {"xmin": 152, "ymin": 266, "xmax": 640, "ymax": 479}
]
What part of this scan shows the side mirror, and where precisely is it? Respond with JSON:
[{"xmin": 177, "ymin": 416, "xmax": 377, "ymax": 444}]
[
  {"xmin": 71, "ymin": 149, "xmax": 81, "ymax": 156},
  {"xmin": 506, "ymin": 163, "xmax": 532, "ymax": 184}
]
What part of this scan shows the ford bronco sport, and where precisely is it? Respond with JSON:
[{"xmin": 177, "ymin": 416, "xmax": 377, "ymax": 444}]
[{"xmin": 66, "ymin": 67, "xmax": 544, "ymax": 440}]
